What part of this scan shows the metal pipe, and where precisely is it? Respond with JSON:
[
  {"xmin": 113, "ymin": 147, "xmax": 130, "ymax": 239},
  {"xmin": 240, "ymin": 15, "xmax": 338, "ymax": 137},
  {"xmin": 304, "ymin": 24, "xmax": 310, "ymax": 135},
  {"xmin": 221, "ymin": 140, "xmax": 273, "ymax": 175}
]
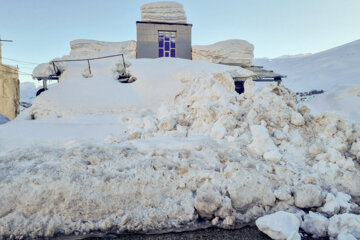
[
  {"xmin": 52, "ymin": 54, "xmax": 124, "ymax": 62},
  {"xmin": 87, "ymin": 60, "xmax": 91, "ymax": 75}
]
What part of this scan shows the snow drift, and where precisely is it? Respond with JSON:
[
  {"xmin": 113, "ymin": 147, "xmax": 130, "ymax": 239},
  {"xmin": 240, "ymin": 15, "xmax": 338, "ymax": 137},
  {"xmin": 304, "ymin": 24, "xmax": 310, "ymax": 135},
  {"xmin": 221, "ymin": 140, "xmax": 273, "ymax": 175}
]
[{"xmin": 1, "ymin": 40, "xmax": 360, "ymax": 239}]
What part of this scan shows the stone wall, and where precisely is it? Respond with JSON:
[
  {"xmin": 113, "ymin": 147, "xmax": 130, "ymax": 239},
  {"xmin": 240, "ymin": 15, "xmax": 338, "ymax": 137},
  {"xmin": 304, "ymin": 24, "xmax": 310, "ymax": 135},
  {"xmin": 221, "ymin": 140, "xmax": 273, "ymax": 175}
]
[{"xmin": 0, "ymin": 64, "xmax": 19, "ymax": 120}]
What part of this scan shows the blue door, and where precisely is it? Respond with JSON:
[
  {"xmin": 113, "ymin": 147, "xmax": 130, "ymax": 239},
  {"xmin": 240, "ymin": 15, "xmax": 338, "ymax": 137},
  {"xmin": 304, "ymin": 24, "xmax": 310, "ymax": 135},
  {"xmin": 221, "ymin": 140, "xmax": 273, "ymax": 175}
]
[{"xmin": 159, "ymin": 31, "xmax": 176, "ymax": 58}]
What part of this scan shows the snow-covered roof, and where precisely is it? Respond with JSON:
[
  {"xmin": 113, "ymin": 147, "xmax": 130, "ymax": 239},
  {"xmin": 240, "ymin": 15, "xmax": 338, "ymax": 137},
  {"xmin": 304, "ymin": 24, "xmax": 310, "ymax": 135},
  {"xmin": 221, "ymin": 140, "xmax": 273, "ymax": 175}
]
[
  {"xmin": 192, "ymin": 40, "xmax": 254, "ymax": 67},
  {"xmin": 141, "ymin": 1, "xmax": 187, "ymax": 24}
]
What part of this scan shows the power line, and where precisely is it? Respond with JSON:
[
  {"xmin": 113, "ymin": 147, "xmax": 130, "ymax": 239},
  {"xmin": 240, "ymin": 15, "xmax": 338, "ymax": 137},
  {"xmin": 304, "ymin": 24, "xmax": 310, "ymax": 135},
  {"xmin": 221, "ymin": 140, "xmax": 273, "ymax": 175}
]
[
  {"xmin": 0, "ymin": 64, "xmax": 32, "ymax": 76},
  {"xmin": 0, "ymin": 69, "xmax": 32, "ymax": 76},
  {"xmin": 1, "ymin": 57, "xmax": 39, "ymax": 65}
]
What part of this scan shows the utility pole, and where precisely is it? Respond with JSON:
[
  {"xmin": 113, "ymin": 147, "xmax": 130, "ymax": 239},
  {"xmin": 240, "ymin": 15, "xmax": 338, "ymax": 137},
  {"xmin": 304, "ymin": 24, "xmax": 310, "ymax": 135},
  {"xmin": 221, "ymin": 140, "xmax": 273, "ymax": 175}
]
[{"xmin": 0, "ymin": 37, "xmax": 13, "ymax": 64}]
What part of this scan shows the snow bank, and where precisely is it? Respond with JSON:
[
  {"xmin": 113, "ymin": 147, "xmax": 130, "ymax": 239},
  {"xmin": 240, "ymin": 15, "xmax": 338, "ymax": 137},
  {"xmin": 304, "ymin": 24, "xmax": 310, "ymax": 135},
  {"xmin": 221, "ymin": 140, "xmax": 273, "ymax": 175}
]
[
  {"xmin": 141, "ymin": 1, "xmax": 187, "ymax": 23},
  {"xmin": 1, "ymin": 40, "xmax": 360, "ymax": 238},
  {"xmin": 192, "ymin": 40, "xmax": 254, "ymax": 67}
]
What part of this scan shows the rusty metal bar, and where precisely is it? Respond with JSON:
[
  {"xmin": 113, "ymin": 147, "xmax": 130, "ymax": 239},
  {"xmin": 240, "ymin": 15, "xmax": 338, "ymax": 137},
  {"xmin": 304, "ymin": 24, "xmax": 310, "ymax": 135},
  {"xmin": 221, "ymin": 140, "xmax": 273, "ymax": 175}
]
[{"xmin": 51, "ymin": 54, "xmax": 124, "ymax": 62}]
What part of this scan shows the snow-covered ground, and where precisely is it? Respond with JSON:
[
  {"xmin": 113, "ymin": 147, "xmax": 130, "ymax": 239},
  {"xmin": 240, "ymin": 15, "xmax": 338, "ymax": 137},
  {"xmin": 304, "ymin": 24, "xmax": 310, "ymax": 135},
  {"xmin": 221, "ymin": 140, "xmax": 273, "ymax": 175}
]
[
  {"xmin": 254, "ymin": 39, "xmax": 360, "ymax": 124},
  {"xmin": 254, "ymin": 39, "xmax": 360, "ymax": 93},
  {"xmin": 0, "ymin": 41, "xmax": 359, "ymax": 239},
  {"xmin": 305, "ymin": 85, "xmax": 360, "ymax": 123}
]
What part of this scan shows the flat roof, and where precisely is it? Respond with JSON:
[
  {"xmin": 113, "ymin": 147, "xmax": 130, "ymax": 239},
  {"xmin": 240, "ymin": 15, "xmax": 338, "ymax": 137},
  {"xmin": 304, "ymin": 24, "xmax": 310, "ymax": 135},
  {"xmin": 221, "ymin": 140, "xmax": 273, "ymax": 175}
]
[{"xmin": 136, "ymin": 21, "xmax": 192, "ymax": 26}]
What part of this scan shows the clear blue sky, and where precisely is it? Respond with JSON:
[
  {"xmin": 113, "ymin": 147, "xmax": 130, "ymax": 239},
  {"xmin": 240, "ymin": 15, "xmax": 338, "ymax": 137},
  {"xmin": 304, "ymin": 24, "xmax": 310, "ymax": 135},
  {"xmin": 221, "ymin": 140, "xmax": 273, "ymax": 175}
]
[{"xmin": 1, "ymin": 0, "xmax": 360, "ymax": 82}]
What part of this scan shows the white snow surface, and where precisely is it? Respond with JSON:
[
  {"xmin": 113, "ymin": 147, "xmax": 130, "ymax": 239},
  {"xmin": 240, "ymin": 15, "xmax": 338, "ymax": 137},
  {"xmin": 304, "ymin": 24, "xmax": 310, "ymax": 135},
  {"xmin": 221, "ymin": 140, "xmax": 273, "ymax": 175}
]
[
  {"xmin": 20, "ymin": 82, "xmax": 38, "ymax": 104},
  {"xmin": 1, "ymin": 41, "xmax": 360, "ymax": 238},
  {"xmin": 254, "ymin": 39, "xmax": 360, "ymax": 93},
  {"xmin": 305, "ymin": 85, "xmax": 360, "ymax": 123},
  {"xmin": 141, "ymin": 1, "xmax": 187, "ymax": 23},
  {"xmin": 255, "ymin": 40, "xmax": 360, "ymax": 124},
  {"xmin": 192, "ymin": 40, "xmax": 254, "ymax": 67}
]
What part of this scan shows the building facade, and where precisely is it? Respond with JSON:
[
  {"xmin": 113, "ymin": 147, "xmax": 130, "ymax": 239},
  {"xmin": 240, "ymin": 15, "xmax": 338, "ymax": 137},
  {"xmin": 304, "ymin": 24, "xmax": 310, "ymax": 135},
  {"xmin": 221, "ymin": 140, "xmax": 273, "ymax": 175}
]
[
  {"xmin": 0, "ymin": 46, "xmax": 19, "ymax": 120},
  {"xmin": 136, "ymin": 21, "xmax": 192, "ymax": 60}
]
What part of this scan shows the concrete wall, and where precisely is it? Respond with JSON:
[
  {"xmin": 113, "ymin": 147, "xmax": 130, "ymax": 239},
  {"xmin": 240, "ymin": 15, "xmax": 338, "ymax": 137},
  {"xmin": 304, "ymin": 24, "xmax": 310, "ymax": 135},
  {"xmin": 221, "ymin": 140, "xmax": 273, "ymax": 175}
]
[
  {"xmin": 136, "ymin": 21, "xmax": 192, "ymax": 59},
  {"xmin": 0, "ymin": 64, "xmax": 19, "ymax": 120}
]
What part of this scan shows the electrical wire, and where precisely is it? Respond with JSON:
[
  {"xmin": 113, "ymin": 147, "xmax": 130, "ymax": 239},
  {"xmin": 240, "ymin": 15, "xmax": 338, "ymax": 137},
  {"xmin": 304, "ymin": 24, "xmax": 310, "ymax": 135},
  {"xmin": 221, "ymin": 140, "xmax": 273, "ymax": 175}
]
[
  {"xmin": 0, "ymin": 69, "xmax": 32, "ymax": 76},
  {"xmin": 1, "ymin": 57, "xmax": 39, "ymax": 65},
  {"xmin": 0, "ymin": 65, "xmax": 33, "ymax": 76}
]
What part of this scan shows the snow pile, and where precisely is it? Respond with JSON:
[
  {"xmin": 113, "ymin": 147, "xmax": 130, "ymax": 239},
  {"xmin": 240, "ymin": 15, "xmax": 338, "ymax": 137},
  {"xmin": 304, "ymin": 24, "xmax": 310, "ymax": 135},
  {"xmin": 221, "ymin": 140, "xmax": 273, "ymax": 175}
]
[
  {"xmin": 27, "ymin": 58, "xmax": 252, "ymax": 120},
  {"xmin": 0, "ymin": 44, "xmax": 360, "ymax": 238},
  {"xmin": 305, "ymin": 85, "xmax": 360, "ymax": 123},
  {"xmin": 32, "ymin": 40, "xmax": 136, "ymax": 78},
  {"xmin": 141, "ymin": 1, "xmax": 187, "ymax": 24},
  {"xmin": 192, "ymin": 40, "xmax": 254, "ymax": 67}
]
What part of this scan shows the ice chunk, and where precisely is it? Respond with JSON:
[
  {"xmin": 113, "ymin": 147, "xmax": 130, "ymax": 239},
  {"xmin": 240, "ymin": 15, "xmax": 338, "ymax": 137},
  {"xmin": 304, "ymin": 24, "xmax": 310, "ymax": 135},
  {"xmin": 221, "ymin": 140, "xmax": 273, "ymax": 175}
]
[
  {"xmin": 290, "ymin": 111, "xmax": 305, "ymax": 126},
  {"xmin": 210, "ymin": 121, "xmax": 227, "ymax": 139},
  {"xmin": 328, "ymin": 214, "xmax": 360, "ymax": 239},
  {"xmin": 194, "ymin": 182, "xmax": 223, "ymax": 219},
  {"xmin": 301, "ymin": 211, "xmax": 329, "ymax": 237},
  {"xmin": 248, "ymin": 125, "xmax": 281, "ymax": 160},
  {"xmin": 256, "ymin": 211, "xmax": 301, "ymax": 240},
  {"xmin": 293, "ymin": 184, "xmax": 324, "ymax": 208}
]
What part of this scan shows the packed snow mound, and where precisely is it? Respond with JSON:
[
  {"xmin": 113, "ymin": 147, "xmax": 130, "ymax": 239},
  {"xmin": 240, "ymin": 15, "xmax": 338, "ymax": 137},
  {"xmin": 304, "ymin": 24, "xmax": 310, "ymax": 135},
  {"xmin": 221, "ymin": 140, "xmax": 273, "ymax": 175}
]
[
  {"xmin": 305, "ymin": 85, "xmax": 360, "ymax": 123},
  {"xmin": 70, "ymin": 39, "xmax": 136, "ymax": 58},
  {"xmin": 32, "ymin": 39, "xmax": 136, "ymax": 78},
  {"xmin": 26, "ymin": 58, "xmax": 253, "ymax": 119},
  {"xmin": 192, "ymin": 40, "xmax": 254, "ymax": 67},
  {"xmin": 141, "ymin": 1, "xmax": 187, "ymax": 23},
  {"xmin": 1, "ymin": 46, "xmax": 360, "ymax": 238},
  {"xmin": 0, "ymin": 113, "xmax": 9, "ymax": 125},
  {"xmin": 254, "ymin": 39, "xmax": 360, "ymax": 92}
]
